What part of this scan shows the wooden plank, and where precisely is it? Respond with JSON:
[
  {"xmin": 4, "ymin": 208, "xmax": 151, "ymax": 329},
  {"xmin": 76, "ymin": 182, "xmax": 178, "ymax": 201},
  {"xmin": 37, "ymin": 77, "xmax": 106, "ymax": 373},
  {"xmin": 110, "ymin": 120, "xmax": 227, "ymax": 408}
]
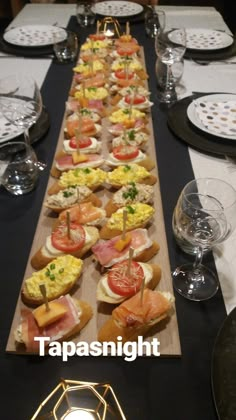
[{"xmin": 6, "ymin": 47, "xmax": 181, "ymax": 356}]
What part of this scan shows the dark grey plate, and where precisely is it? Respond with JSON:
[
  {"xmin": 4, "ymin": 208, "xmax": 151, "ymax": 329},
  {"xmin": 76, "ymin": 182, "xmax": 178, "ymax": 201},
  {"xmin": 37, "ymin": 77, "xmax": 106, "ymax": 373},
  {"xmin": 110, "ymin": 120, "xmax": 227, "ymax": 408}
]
[{"xmin": 212, "ymin": 306, "xmax": 236, "ymax": 420}]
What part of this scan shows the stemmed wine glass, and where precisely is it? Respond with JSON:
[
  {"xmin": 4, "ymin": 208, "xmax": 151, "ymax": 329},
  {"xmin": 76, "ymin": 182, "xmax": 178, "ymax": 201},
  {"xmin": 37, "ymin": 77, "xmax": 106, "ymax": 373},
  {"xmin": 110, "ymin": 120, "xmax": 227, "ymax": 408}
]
[
  {"xmin": 155, "ymin": 28, "xmax": 186, "ymax": 103},
  {"xmin": 172, "ymin": 178, "xmax": 236, "ymax": 301},
  {"xmin": 0, "ymin": 73, "xmax": 46, "ymax": 170}
]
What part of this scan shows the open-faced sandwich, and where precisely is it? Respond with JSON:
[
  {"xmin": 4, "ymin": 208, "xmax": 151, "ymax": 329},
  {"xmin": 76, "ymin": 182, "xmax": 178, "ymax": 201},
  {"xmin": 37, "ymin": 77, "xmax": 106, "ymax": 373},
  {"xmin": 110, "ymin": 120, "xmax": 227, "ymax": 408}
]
[
  {"xmin": 22, "ymin": 255, "xmax": 83, "ymax": 305},
  {"xmin": 56, "ymin": 202, "xmax": 106, "ymax": 227},
  {"xmin": 106, "ymin": 164, "xmax": 157, "ymax": 188},
  {"xmin": 99, "ymin": 203, "xmax": 155, "ymax": 239},
  {"xmin": 15, "ymin": 294, "xmax": 93, "ymax": 352},
  {"xmin": 44, "ymin": 185, "xmax": 102, "ymax": 213},
  {"xmin": 48, "ymin": 167, "xmax": 107, "ymax": 196},
  {"xmin": 98, "ymin": 289, "xmax": 174, "ymax": 343},
  {"xmin": 92, "ymin": 228, "xmax": 160, "ymax": 268},
  {"xmin": 31, "ymin": 222, "xmax": 99, "ymax": 270},
  {"xmin": 105, "ymin": 145, "xmax": 155, "ymax": 171},
  {"xmin": 105, "ymin": 183, "xmax": 154, "ymax": 216},
  {"xmin": 51, "ymin": 150, "xmax": 104, "ymax": 179},
  {"xmin": 97, "ymin": 260, "xmax": 161, "ymax": 304}
]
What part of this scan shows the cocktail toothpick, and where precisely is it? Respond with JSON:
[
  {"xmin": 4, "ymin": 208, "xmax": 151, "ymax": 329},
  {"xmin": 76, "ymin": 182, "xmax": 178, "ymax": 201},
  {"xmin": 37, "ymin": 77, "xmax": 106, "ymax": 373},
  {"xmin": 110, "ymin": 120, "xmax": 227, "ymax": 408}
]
[
  {"xmin": 96, "ymin": 20, "xmax": 100, "ymax": 34},
  {"xmin": 39, "ymin": 284, "xmax": 50, "ymax": 312},
  {"xmin": 126, "ymin": 21, "xmax": 130, "ymax": 36},
  {"xmin": 66, "ymin": 211, "xmax": 71, "ymax": 240},
  {"xmin": 122, "ymin": 209, "xmax": 128, "ymax": 240},
  {"xmin": 126, "ymin": 246, "xmax": 134, "ymax": 277}
]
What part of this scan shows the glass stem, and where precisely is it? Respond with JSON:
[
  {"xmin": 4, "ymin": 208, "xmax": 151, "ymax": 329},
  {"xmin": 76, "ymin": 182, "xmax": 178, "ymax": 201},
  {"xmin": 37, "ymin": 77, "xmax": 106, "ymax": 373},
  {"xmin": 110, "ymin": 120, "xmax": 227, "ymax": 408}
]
[
  {"xmin": 193, "ymin": 247, "xmax": 203, "ymax": 269},
  {"xmin": 24, "ymin": 128, "xmax": 30, "ymax": 146}
]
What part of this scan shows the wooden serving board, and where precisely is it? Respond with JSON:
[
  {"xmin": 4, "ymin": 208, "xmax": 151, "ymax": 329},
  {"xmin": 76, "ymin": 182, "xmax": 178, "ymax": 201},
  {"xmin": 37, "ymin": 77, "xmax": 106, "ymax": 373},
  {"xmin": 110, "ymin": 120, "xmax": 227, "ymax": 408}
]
[{"xmin": 6, "ymin": 48, "xmax": 181, "ymax": 356}]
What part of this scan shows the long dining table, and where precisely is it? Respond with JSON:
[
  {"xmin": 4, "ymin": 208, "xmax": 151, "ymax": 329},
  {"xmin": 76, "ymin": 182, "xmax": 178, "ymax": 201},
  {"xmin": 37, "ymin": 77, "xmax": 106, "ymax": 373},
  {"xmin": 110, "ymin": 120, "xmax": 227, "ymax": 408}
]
[{"xmin": 0, "ymin": 4, "xmax": 236, "ymax": 420}]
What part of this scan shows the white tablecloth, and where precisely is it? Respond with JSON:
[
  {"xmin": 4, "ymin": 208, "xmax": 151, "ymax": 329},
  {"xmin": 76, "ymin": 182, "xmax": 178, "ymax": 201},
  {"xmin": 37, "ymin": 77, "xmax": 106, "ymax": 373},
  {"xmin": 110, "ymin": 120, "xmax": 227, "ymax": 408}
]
[{"xmin": 2, "ymin": 4, "xmax": 236, "ymax": 313}]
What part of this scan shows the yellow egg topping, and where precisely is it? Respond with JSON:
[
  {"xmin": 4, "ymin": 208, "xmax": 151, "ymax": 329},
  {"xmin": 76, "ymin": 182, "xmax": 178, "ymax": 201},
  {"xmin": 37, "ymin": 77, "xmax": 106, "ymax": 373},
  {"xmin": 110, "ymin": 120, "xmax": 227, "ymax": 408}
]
[
  {"xmin": 109, "ymin": 108, "xmax": 145, "ymax": 124},
  {"xmin": 73, "ymin": 60, "xmax": 104, "ymax": 74},
  {"xmin": 111, "ymin": 59, "xmax": 143, "ymax": 71},
  {"xmin": 106, "ymin": 164, "xmax": 150, "ymax": 186},
  {"xmin": 107, "ymin": 203, "xmax": 154, "ymax": 230},
  {"xmin": 74, "ymin": 87, "xmax": 108, "ymax": 101},
  {"xmin": 24, "ymin": 255, "xmax": 83, "ymax": 300},
  {"xmin": 81, "ymin": 40, "xmax": 109, "ymax": 50},
  {"xmin": 59, "ymin": 167, "xmax": 107, "ymax": 188}
]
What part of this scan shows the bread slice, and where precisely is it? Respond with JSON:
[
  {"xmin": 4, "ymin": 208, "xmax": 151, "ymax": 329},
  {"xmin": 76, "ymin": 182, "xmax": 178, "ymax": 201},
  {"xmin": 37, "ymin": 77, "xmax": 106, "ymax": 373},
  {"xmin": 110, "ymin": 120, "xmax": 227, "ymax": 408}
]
[
  {"xmin": 98, "ymin": 291, "xmax": 174, "ymax": 343},
  {"xmin": 31, "ymin": 226, "xmax": 99, "ymax": 271},
  {"xmin": 106, "ymin": 155, "xmax": 155, "ymax": 172},
  {"xmin": 97, "ymin": 263, "xmax": 161, "ymax": 304},
  {"xmin": 44, "ymin": 192, "xmax": 102, "ymax": 213},
  {"xmin": 15, "ymin": 298, "xmax": 93, "ymax": 350},
  {"xmin": 21, "ymin": 255, "xmax": 83, "ymax": 306}
]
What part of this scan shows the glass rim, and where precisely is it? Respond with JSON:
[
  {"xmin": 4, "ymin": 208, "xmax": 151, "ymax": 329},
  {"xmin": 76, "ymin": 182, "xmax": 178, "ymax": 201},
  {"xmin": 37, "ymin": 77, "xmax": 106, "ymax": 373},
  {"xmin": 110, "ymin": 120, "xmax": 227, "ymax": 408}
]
[{"xmin": 181, "ymin": 177, "xmax": 236, "ymax": 210}]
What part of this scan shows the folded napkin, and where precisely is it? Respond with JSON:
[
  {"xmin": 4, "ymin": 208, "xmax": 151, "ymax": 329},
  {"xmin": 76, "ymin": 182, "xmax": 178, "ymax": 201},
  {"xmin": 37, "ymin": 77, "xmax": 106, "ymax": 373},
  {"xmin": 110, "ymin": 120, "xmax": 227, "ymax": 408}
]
[{"xmin": 194, "ymin": 100, "xmax": 236, "ymax": 137}]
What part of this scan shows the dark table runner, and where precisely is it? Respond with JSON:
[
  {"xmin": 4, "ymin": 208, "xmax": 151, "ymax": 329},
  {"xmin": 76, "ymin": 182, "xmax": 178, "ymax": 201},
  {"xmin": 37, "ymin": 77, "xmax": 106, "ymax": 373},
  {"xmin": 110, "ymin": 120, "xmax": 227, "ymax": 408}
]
[{"xmin": 0, "ymin": 16, "xmax": 227, "ymax": 420}]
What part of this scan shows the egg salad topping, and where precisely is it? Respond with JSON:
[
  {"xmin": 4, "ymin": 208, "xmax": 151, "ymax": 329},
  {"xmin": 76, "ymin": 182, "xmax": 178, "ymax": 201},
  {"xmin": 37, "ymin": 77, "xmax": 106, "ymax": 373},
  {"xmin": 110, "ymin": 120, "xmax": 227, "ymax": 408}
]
[
  {"xmin": 25, "ymin": 255, "xmax": 83, "ymax": 299},
  {"xmin": 81, "ymin": 40, "xmax": 109, "ymax": 50},
  {"xmin": 74, "ymin": 87, "xmax": 108, "ymax": 101},
  {"xmin": 111, "ymin": 58, "xmax": 143, "ymax": 71},
  {"xmin": 107, "ymin": 203, "xmax": 154, "ymax": 230},
  {"xmin": 109, "ymin": 108, "xmax": 145, "ymax": 123},
  {"xmin": 59, "ymin": 168, "xmax": 106, "ymax": 188},
  {"xmin": 107, "ymin": 164, "xmax": 150, "ymax": 186},
  {"xmin": 73, "ymin": 60, "xmax": 104, "ymax": 74}
]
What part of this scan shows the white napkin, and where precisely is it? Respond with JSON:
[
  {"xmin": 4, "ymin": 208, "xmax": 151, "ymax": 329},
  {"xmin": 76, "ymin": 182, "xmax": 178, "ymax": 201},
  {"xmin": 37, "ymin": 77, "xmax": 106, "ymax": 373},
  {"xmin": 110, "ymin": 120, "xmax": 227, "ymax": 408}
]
[{"xmin": 194, "ymin": 100, "xmax": 236, "ymax": 137}]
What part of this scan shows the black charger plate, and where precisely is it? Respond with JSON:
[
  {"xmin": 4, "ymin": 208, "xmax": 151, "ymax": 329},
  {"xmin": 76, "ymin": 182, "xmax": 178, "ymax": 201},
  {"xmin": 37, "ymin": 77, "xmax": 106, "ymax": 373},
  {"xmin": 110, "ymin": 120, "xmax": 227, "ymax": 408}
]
[
  {"xmin": 167, "ymin": 93, "xmax": 236, "ymax": 157},
  {"xmin": 0, "ymin": 34, "xmax": 53, "ymax": 57},
  {"xmin": 212, "ymin": 306, "xmax": 236, "ymax": 420},
  {"xmin": 185, "ymin": 37, "xmax": 236, "ymax": 61}
]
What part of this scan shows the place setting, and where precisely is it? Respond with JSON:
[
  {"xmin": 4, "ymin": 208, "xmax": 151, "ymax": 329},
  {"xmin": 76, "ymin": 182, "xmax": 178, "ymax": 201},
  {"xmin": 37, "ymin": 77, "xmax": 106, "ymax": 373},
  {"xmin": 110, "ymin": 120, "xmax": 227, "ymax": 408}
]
[
  {"xmin": 167, "ymin": 92, "xmax": 236, "ymax": 157},
  {"xmin": 183, "ymin": 27, "xmax": 236, "ymax": 63}
]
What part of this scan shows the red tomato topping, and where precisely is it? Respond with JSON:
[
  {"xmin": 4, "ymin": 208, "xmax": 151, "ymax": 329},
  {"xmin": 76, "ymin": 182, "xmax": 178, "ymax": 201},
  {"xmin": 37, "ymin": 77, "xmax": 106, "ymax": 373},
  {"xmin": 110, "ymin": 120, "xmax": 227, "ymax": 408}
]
[
  {"xmin": 69, "ymin": 136, "xmax": 92, "ymax": 149},
  {"xmin": 117, "ymin": 47, "xmax": 135, "ymax": 56},
  {"xmin": 89, "ymin": 34, "xmax": 106, "ymax": 41},
  {"xmin": 113, "ymin": 145, "xmax": 139, "ymax": 160},
  {"xmin": 51, "ymin": 223, "xmax": 85, "ymax": 253},
  {"xmin": 114, "ymin": 69, "xmax": 135, "ymax": 80},
  {"xmin": 107, "ymin": 260, "xmax": 144, "ymax": 296},
  {"xmin": 124, "ymin": 94, "xmax": 146, "ymax": 105}
]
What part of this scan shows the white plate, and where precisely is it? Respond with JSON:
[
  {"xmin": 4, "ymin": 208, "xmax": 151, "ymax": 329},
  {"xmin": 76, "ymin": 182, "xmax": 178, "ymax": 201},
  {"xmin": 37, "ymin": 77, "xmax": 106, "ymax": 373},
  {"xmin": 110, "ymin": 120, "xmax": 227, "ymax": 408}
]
[
  {"xmin": 93, "ymin": 1, "xmax": 143, "ymax": 17},
  {"xmin": 187, "ymin": 94, "xmax": 236, "ymax": 140},
  {"xmin": 3, "ymin": 25, "xmax": 67, "ymax": 47},
  {"xmin": 185, "ymin": 28, "xmax": 233, "ymax": 51}
]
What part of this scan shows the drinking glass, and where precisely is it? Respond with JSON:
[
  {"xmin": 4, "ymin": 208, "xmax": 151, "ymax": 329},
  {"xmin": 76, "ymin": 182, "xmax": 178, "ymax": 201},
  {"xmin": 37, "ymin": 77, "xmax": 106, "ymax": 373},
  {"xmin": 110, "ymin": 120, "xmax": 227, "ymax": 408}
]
[
  {"xmin": 0, "ymin": 141, "xmax": 39, "ymax": 195},
  {"xmin": 155, "ymin": 28, "xmax": 186, "ymax": 103},
  {"xmin": 76, "ymin": 1, "xmax": 96, "ymax": 28},
  {"xmin": 0, "ymin": 74, "xmax": 46, "ymax": 170},
  {"xmin": 172, "ymin": 178, "xmax": 236, "ymax": 301},
  {"xmin": 53, "ymin": 30, "xmax": 78, "ymax": 63},
  {"xmin": 145, "ymin": 8, "xmax": 166, "ymax": 38}
]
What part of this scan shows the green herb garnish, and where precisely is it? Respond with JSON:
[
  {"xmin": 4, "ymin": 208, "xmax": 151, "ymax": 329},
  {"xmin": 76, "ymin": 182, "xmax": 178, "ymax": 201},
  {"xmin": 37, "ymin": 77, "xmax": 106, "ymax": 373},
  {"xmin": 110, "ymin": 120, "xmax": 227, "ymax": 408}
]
[
  {"xmin": 123, "ymin": 183, "xmax": 138, "ymax": 201},
  {"xmin": 123, "ymin": 165, "xmax": 131, "ymax": 172},
  {"xmin": 126, "ymin": 205, "xmax": 135, "ymax": 214}
]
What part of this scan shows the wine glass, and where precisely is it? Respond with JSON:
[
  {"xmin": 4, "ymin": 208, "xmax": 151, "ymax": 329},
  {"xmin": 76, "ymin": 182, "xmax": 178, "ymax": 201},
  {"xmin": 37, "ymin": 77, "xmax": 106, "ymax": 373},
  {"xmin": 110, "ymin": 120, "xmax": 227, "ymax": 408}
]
[
  {"xmin": 172, "ymin": 178, "xmax": 236, "ymax": 301},
  {"xmin": 155, "ymin": 28, "xmax": 186, "ymax": 103},
  {"xmin": 145, "ymin": 8, "xmax": 166, "ymax": 38},
  {"xmin": 0, "ymin": 73, "xmax": 46, "ymax": 170}
]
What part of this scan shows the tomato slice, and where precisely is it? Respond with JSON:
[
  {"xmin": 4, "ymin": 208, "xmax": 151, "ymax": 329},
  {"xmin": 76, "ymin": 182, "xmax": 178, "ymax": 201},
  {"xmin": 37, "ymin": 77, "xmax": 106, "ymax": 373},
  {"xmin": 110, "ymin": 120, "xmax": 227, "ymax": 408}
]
[
  {"xmin": 124, "ymin": 94, "xmax": 146, "ymax": 105},
  {"xmin": 69, "ymin": 136, "xmax": 92, "ymax": 149},
  {"xmin": 114, "ymin": 69, "xmax": 135, "ymax": 80},
  {"xmin": 89, "ymin": 34, "xmax": 106, "ymax": 41},
  {"xmin": 113, "ymin": 145, "xmax": 139, "ymax": 160},
  {"xmin": 51, "ymin": 223, "xmax": 85, "ymax": 253},
  {"xmin": 117, "ymin": 47, "xmax": 135, "ymax": 57},
  {"xmin": 107, "ymin": 260, "xmax": 144, "ymax": 296}
]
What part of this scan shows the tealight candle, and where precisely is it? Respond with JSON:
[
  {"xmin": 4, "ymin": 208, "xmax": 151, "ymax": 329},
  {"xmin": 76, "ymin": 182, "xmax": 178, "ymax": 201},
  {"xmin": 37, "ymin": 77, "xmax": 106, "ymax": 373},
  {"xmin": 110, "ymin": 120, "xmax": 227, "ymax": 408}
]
[{"xmin": 62, "ymin": 409, "xmax": 95, "ymax": 420}]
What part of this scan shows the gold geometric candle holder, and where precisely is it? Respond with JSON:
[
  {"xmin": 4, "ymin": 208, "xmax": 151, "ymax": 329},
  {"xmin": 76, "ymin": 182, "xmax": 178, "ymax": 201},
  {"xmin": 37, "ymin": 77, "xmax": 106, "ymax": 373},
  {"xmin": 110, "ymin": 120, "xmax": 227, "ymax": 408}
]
[
  {"xmin": 31, "ymin": 379, "xmax": 126, "ymax": 420},
  {"xmin": 100, "ymin": 17, "xmax": 121, "ymax": 38}
]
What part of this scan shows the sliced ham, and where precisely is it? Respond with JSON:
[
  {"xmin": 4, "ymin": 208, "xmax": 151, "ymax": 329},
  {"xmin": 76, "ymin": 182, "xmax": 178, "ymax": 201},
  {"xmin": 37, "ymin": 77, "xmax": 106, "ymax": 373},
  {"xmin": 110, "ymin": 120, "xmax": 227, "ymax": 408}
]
[
  {"xmin": 92, "ymin": 228, "xmax": 153, "ymax": 267},
  {"xmin": 108, "ymin": 119, "xmax": 145, "ymax": 136},
  {"xmin": 20, "ymin": 295, "xmax": 80, "ymax": 352},
  {"xmin": 113, "ymin": 289, "xmax": 171, "ymax": 327},
  {"xmin": 56, "ymin": 154, "xmax": 104, "ymax": 170}
]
